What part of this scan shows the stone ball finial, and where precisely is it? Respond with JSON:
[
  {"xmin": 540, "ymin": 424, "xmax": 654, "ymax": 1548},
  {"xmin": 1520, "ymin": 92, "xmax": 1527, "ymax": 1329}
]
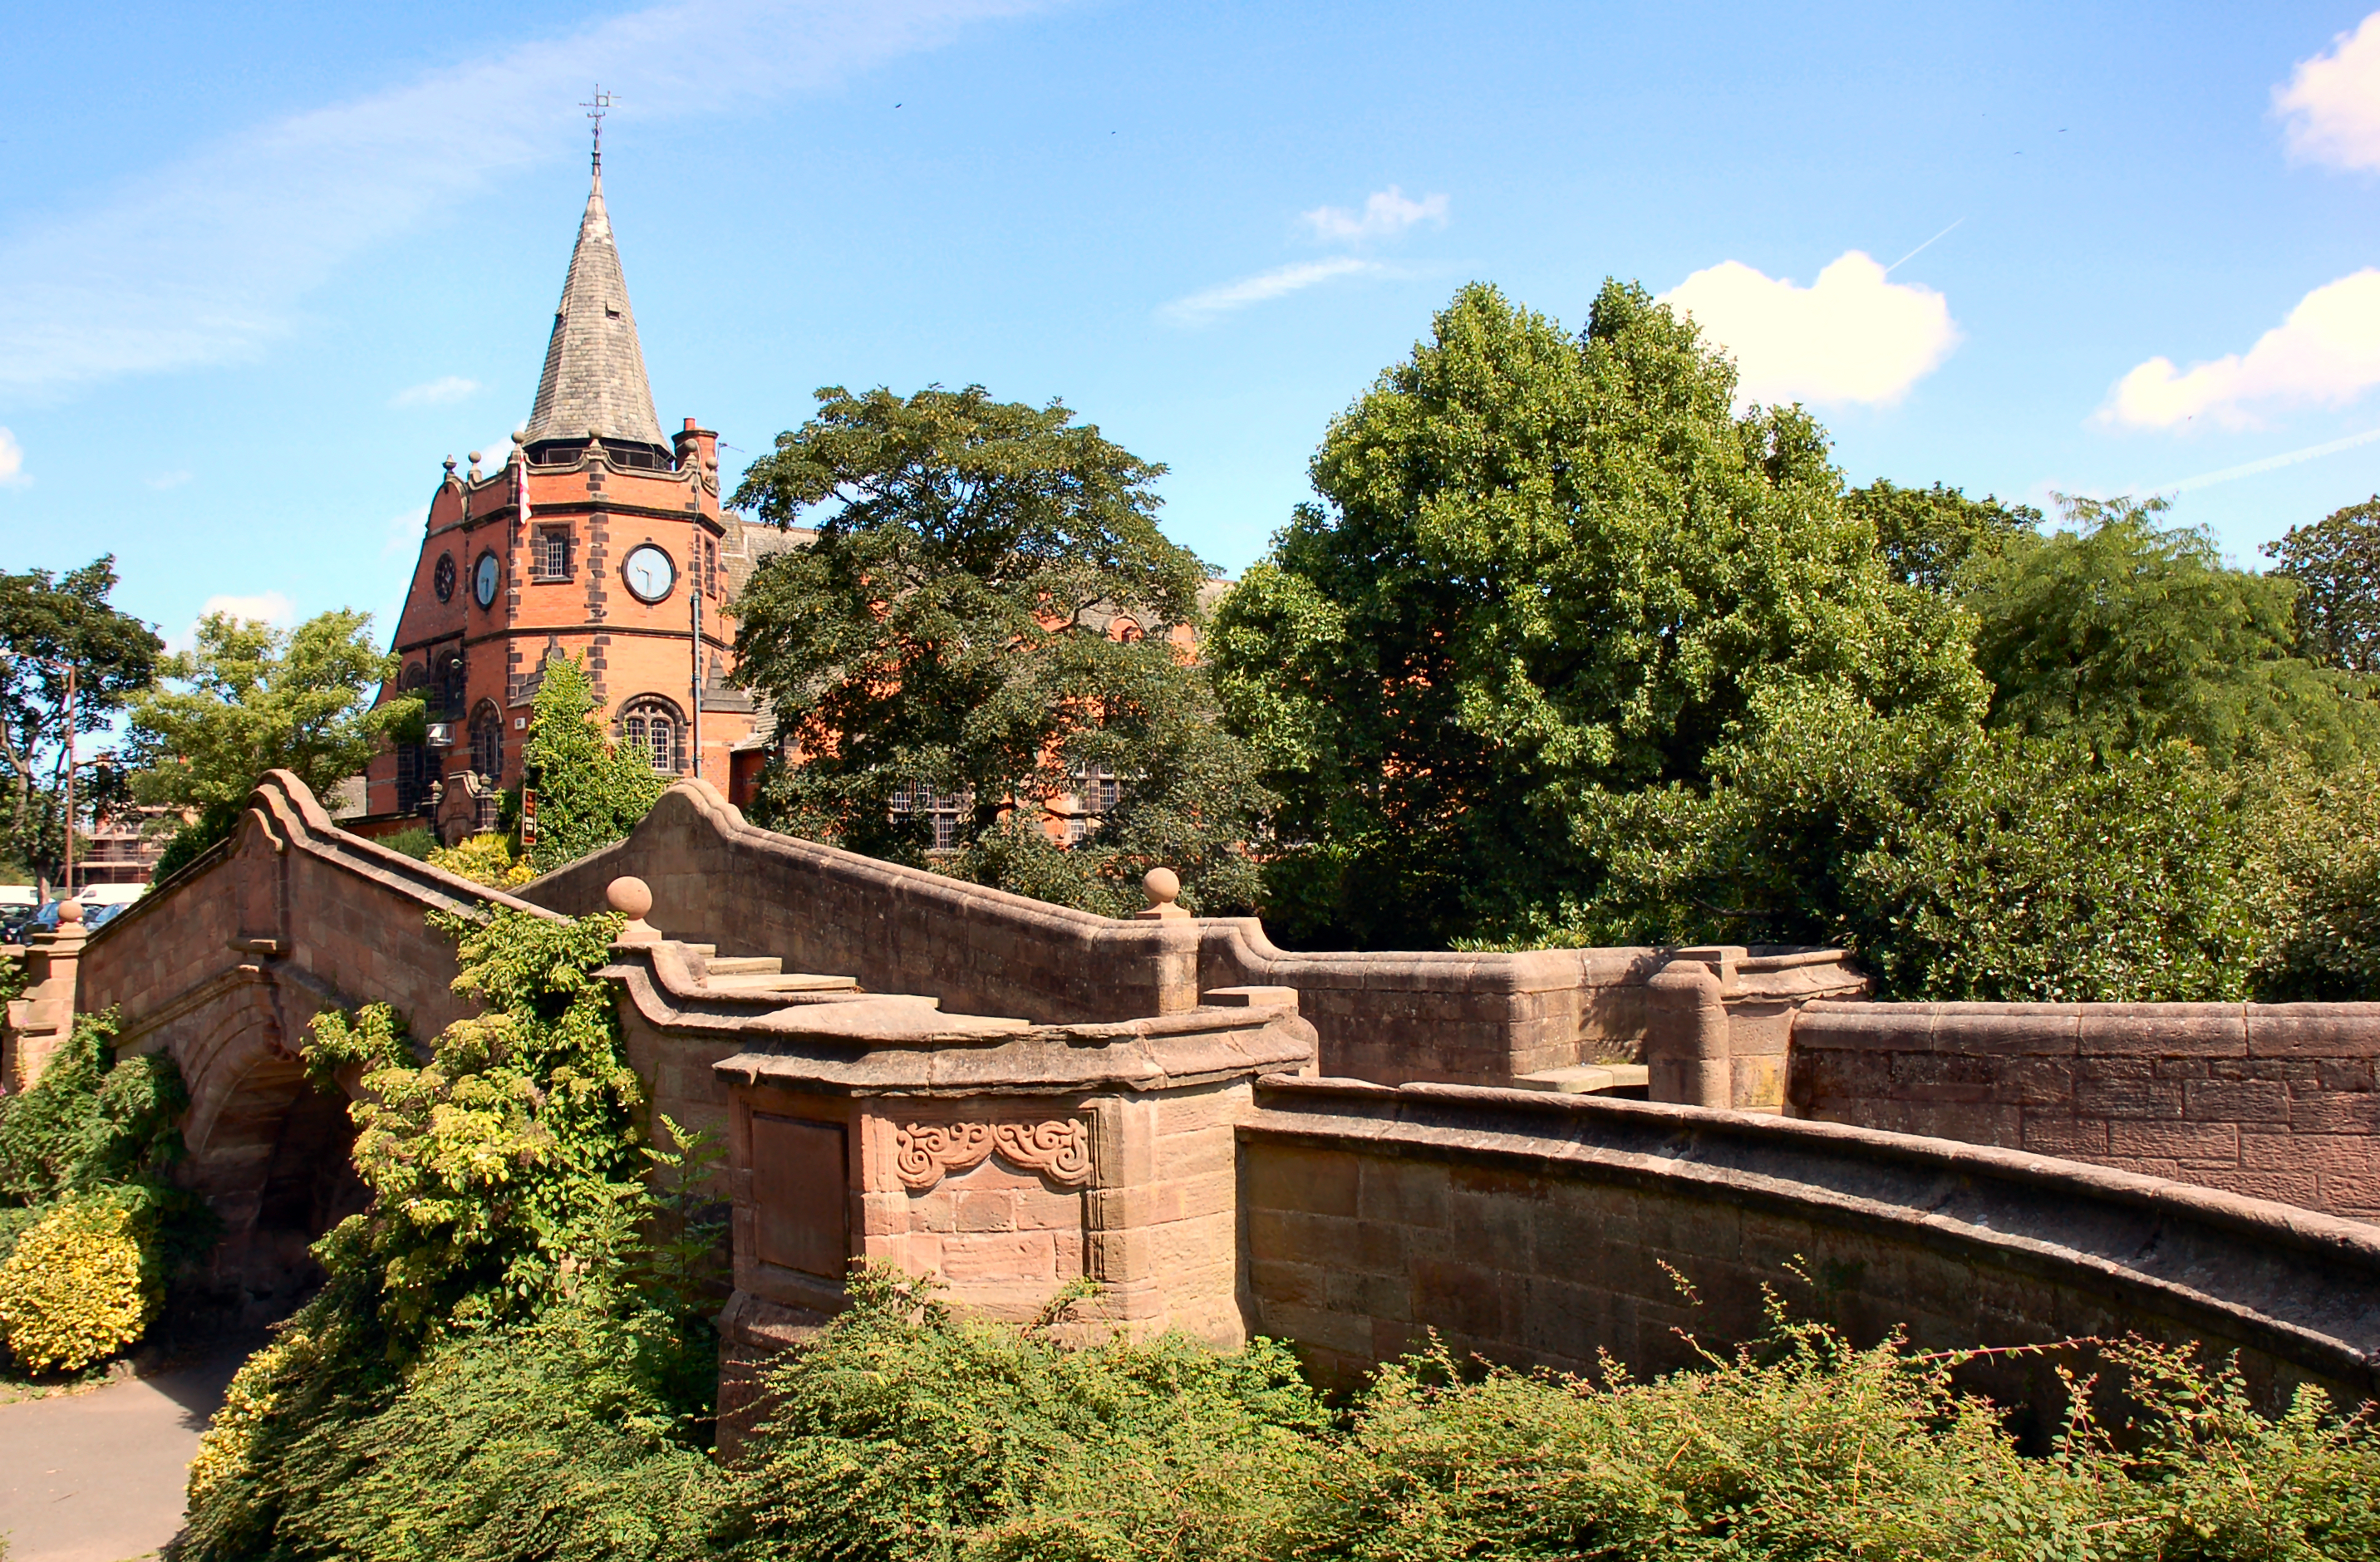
[
  {"xmin": 607, "ymin": 876, "xmax": 660, "ymax": 945},
  {"xmin": 468, "ymin": 450, "xmax": 482, "ymax": 465},
  {"xmin": 1135, "ymin": 867, "xmax": 1188, "ymax": 921},
  {"xmin": 55, "ymin": 899, "xmax": 82, "ymax": 925},
  {"xmin": 512, "ymin": 428, "xmax": 527, "ymax": 445}
]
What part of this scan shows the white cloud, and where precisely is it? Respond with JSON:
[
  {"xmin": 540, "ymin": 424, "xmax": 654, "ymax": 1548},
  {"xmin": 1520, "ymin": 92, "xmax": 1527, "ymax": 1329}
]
[
  {"xmin": 0, "ymin": 0, "xmax": 1049, "ymax": 404},
  {"xmin": 145, "ymin": 469, "xmax": 190, "ymax": 490},
  {"xmin": 1158, "ymin": 258, "xmax": 1381, "ymax": 325},
  {"xmin": 0, "ymin": 427, "xmax": 26, "ymax": 488},
  {"xmin": 2277, "ymin": 11, "xmax": 2380, "ymax": 171},
  {"xmin": 1660, "ymin": 250, "xmax": 1960, "ymax": 407},
  {"xmin": 391, "ymin": 376, "xmax": 482, "ymax": 408},
  {"xmin": 2098, "ymin": 268, "xmax": 2380, "ymax": 430},
  {"xmin": 199, "ymin": 592, "xmax": 294, "ymax": 627},
  {"xmin": 1301, "ymin": 186, "xmax": 1449, "ymax": 243}
]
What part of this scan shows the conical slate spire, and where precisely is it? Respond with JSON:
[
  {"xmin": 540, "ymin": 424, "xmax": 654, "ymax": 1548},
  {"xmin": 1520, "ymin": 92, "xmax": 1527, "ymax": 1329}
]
[{"xmin": 522, "ymin": 163, "xmax": 668, "ymax": 454}]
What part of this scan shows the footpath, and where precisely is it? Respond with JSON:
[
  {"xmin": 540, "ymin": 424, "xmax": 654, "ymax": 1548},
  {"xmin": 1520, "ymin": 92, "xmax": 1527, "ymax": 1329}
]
[{"xmin": 0, "ymin": 1348, "xmax": 246, "ymax": 1562}]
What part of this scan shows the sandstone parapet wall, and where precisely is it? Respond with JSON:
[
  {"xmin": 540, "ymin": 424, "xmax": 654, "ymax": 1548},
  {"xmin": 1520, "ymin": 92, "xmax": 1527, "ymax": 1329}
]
[
  {"xmin": 524, "ymin": 781, "xmax": 1862, "ymax": 1088},
  {"xmin": 1240, "ymin": 1076, "xmax": 2380, "ymax": 1416},
  {"xmin": 1788, "ymin": 1002, "xmax": 2380, "ymax": 1224}
]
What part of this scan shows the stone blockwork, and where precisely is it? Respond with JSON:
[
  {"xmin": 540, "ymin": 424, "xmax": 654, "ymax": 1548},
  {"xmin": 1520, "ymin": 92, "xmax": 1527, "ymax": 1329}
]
[
  {"xmin": 1241, "ymin": 1077, "xmax": 2380, "ymax": 1412},
  {"xmin": 1788, "ymin": 1002, "xmax": 2380, "ymax": 1224},
  {"xmin": 524, "ymin": 780, "xmax": 1862, "ymax": 1088}
]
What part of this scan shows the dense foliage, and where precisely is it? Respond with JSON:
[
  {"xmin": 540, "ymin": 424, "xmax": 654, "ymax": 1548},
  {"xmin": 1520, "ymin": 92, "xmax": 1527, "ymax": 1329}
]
[
  {"xmin": 131, "ymin": 609, "xmax": 420, "ymax": 879},
  {"xmin": 179, "ymin": 905, "xmax": 724, "ymax": 1562},
  {"xmin": 730, "ymin": 385, "xmax": 1270, "ymax": 916},
  {"xmin": 520, "ymin": 654, "xmax": 667, "ymax": 875},
  {"xmin": 1209, "ymin": 282, "xmax": 1983, "ymax": 948},
  {"xmin": 0, "ymin": 1197, "xmax": 157, "ymax": 1371},
  {"xmin": 2265, "ymin": 495, "xmax": 2380, "ymax": 673},
  {"xmin": 1214, "ymin": 281, "xmax": 2380, "ymax": 999},
  {"xmin": 1965, "ymin": 495, "xmax": 2375, "ymax": 770},
  {"xmin": 425, "ymin": 833, "xmax": 534, "ymax": 888},
  {"xmin": 198, "ymin": 1260, "xmax": 2380, "ymax": 1562},
  {"xmin": 0, "ymin": 556, "xmax": 162, "ymax": 887},
  {"xmin": 0, "ymin": 1007, "xmax": 203, "ymax": 1373}
]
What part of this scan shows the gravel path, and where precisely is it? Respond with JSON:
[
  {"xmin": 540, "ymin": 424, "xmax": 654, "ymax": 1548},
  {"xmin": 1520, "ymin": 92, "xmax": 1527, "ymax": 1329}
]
[{"xmin": 0, "ymin": 1347, "xmax": 249, "ymax": 1562}]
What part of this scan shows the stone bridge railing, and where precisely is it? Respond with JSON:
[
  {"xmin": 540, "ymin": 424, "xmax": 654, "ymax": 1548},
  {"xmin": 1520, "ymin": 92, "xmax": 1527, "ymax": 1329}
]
[
  {"xmin": 1242, "ymin": 1076, "xmax": 2380, "ymax": 1416},
  {"xmin": 522, "ymin": 779, "xmax": 1866, "ymax": 1089}
]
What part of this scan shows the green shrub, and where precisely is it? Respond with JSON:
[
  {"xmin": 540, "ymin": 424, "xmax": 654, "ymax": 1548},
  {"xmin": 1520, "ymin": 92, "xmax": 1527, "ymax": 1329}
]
[
  {"xmin": 221, "ymin": 1301, "xmax": 726, "ymax": 1562},
  {"xmin": 381, "ymin": 826, "xmax": 437, "ymax": 862},
  {"xmin": 0, "ymin": 1009, "xmax": 203, "ymax": 1373},
  {"xmin": 0, "ymin": 1196, "xmax": 157, "ymax": 1372},
  {"xmin": 740, "ymin": 1268, "xmax": 1325, "ymax": 1560},
  {"xmin": 1556, "ymin": 696, "xmax": 2275, "ymax": 1000}
]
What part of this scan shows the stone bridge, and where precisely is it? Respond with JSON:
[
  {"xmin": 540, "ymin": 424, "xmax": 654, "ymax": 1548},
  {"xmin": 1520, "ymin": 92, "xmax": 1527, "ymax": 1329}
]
[{"xmin": 24, "ymin": 771, "xmax": 2380, "ymax": 1412}]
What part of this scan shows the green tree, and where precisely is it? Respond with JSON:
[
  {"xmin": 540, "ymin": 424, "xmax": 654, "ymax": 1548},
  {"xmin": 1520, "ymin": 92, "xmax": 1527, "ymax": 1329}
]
[
  {"xmin": 1965, "ymin": 494, "xmax": 2376, "ymax": 769},
  {"xmin": 730, "ymin": 384, "xmax": 1270, "ymax": 916},
  {"xmin": 1842, "ymin": 478, "xmax": 2040, "ymax": 592},
  {"xmin": 2264, "ymin": 495, "xmax": 2380, "ymax": 673},
  {"xmin": 0, "ymin": 558, "xmax": 162, "ymax": 887},
  {"xmin": 1210, "ymin": 281, "xmax": 1983, "ymax": 948},
  {"xmin": 126, "ymin": 609, "xmax": 415, "ymax": 878},
  {"xmin": 519, "ymin": 653, "xmax": 666, "ymax": 874},
  {"xmin": 1576, "ymin": 694, "xmax": 2274, "ymax": 1001}
]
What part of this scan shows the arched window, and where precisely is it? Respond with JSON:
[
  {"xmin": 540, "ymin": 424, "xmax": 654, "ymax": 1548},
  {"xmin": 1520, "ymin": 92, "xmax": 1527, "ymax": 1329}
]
[
  {"xmin": 618, "ymin": 697, "xmax": 683, "ymax": 774},
  {"xmin": 469, "ymin": 700, "xmax": 503, "ymax": 781}
]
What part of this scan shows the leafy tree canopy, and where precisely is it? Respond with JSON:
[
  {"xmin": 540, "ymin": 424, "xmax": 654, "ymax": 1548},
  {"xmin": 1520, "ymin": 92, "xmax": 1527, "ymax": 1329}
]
[
  {"xmin": 2264, "ymin": 494, "xmax": 2380, "ymax": 674},
  {"xmin": 1965, "ymin": 494, "xmax": 2377, "ymax": 769},
  {"xmin": 730, "ymin": 384, "xmax": 1269, "ymax": 916},
  {"xmin": 0, "ymin": 558, "xmax": 161, "ymax": 887},
  {"xmin": 126, "ymin": 609, "xmax": 413, "ymax": 879},
  {"xmin": 1210, "ymin": 281, "xmax": 1984, "ymax": 947},
  {"xmin": 1842, "ymin": 478, "xmax": 2041, "ymax": 592}
]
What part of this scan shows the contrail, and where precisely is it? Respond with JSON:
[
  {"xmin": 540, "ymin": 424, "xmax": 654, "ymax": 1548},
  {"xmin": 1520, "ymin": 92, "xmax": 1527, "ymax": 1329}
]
[
  {"xmin": 2150, "ymin": 425, "xmax": 2380, "ymax": 495},
  {"xmin": 1884, "ymin": 218, "xmax": 1964, "ymax": 275}
]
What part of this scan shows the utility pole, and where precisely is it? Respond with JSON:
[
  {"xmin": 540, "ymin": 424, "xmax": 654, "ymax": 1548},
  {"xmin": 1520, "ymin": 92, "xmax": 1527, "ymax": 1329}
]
[
  {"xmin": 60, "ymin": 663, "xmax": 75, "ymax": 901},
  {"xmin": 690, "ymin": 548, "xmax": 704, "ymax": 781}
]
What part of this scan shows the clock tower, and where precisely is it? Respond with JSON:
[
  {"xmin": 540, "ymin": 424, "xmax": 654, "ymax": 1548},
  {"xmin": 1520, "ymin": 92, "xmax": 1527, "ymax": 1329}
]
[{"xmin": 360, "ymin": 145, "xmax": 768, "ymax": 840}]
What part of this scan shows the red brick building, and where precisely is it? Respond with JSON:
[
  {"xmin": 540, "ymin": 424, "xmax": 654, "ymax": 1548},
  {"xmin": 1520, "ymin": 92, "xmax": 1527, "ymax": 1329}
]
[{"xmin": 363, "ymin": 150, "xmax": 784, "ymax": 839}]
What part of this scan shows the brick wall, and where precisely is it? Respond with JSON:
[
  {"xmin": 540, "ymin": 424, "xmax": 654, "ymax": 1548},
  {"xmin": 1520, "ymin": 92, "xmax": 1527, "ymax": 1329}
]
[
  {"xmin": 1787, "ymin": 1003, "xmax": 2380, "ymax": 1223},
  {"xmin": 1239, "ymin": 1078, "xmax": 2380, "ymax": 1414}
]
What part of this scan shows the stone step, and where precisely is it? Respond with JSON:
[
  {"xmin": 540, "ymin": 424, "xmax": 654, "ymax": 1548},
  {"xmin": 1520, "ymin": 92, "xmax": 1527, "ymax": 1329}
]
[
  {"xmin": 1512, "ymin": 1063, "xmax": 1650, "ymax": 1096},
  {"xmin": 705, "ymin": 955, "xmax": 785, "ymax": 976},
  {"xmin": 706, "ymin": 971, "xmax": 861, "ymax": 995}
]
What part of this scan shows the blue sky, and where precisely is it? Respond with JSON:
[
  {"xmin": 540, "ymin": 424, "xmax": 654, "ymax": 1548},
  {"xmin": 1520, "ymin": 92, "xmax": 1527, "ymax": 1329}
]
[{"xmin": 5, "ymin": 1, "xmax": 2380, "ymax": 648}]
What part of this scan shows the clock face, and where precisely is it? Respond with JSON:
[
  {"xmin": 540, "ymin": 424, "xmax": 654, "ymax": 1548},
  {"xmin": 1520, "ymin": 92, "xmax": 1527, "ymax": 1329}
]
[
  {"xmin": 622, "ymin": 543, "xmax": 676, "ymax": 603},
  {"xmin": 473, "ymin": 551, "xmax": 500, "ymax": 608},
  {"xmin": 433, "ymin": 553, "xmax": 456, "ymax": 602}
]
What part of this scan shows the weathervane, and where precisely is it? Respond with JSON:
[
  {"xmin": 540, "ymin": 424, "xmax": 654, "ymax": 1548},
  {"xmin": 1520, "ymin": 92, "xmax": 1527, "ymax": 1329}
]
[{"xmin": 582, "ymin": 86, "xmax": 617, "ymax": 173}]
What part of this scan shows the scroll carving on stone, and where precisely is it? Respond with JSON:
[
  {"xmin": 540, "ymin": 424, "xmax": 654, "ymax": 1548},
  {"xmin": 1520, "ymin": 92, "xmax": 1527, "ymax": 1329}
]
[{"xmin": 894, "ymin": 1118, "xmax": 1092, "ymax": 1191}]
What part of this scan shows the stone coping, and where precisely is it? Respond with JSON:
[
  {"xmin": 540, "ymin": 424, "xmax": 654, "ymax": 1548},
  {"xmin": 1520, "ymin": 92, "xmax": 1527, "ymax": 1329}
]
[
  {"xmin": 86, "ymin": 770, "xmax": 552, "ymax": 966},
  {"xmin": 1795, "ymin": 1000, "xmax": 2380, "ymax": 1059},
  {"xmin": 711, "ymin": 1000, "xmax": 1316, "ymax": 1098},
  {"xmin": 1247, "ymin": 1076, "xmax": 2380, "ymax": 1393},
  {"xmin": 529, "ymin": 779, "xmax": 1849, "ymax": 1000}
]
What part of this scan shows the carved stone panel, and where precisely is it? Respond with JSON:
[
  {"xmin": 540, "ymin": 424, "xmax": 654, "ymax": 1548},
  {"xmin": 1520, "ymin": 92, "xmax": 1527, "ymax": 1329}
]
[{"xmin": 893, "ymin": 1118, "xmax": 1091, "ymax": 1191}]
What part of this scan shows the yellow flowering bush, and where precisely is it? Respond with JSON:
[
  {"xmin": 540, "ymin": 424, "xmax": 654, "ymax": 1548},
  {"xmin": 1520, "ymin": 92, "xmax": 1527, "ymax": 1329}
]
[
  {"xmin": 0, "ymin": 1197, "xmax": 158, "ymax": 1372},
  {"xmin": 425, "ymin": 833, "xmax": 534, "ymax": 888}
]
